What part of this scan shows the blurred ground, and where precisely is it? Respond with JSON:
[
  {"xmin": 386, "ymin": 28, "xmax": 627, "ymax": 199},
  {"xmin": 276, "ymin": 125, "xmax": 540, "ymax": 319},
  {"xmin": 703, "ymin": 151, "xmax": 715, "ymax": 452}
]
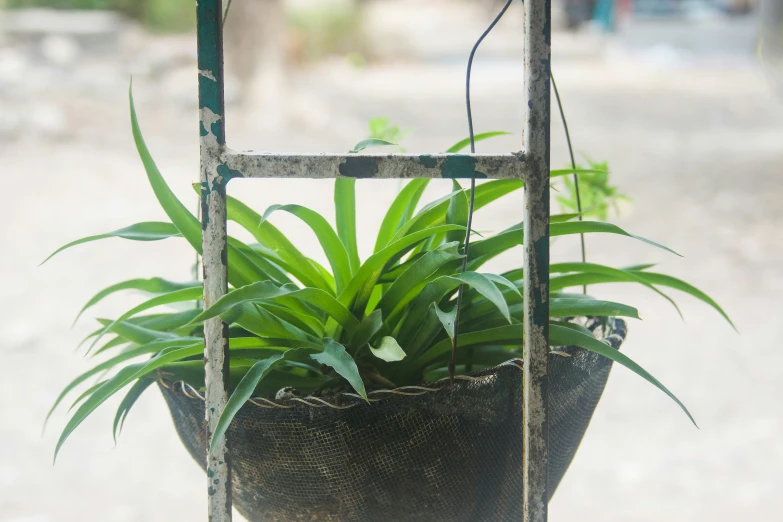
[{"xmin": 1, "ymin": 2, "xmax": 782, "ymax": 521}]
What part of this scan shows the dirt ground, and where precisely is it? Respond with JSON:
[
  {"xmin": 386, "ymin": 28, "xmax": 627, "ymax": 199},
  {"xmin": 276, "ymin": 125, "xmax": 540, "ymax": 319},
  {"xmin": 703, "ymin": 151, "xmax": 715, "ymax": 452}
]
[{"xmin": 1, "ymin": 6, "xmax": 782, "ymax": 522}]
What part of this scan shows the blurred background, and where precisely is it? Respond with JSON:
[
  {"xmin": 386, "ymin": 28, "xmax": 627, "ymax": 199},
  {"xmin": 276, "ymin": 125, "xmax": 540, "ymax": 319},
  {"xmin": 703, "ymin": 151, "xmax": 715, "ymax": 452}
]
[{"xmin": 2, "ymin": 0, "xmax": 782, "ymax": 521}]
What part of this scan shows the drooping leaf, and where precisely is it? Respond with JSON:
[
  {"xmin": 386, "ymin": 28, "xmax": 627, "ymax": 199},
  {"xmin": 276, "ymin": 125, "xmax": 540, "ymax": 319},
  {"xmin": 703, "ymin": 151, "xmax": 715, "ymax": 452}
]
[
  {"xmin": 91, "ymin": 287, "xmax": 204, "ymax": 349},
  {"xmin": 549, "ymin": 324, "xmax": 696, "ymax": 426},
  {"xmin": 311, "ymin": 339, "xmax": 367, "ymax": 400},
  {"xmin": 74, "ymin": 278, "xmax": 200, "ymax": 325},
  {"xmin": 549, "ymin": 298, "xmax": 640, "ymax": 319},
  {"xmin": 41, "ymin": 222, "xmax": 181, "ymax": 265},
  {"xmin": 113, "ymin": 378, "xmax": 154, "ymax": 443},
  {"xmin": 209, "ymin": 352, "xmax": 288, "ymax": 454}
]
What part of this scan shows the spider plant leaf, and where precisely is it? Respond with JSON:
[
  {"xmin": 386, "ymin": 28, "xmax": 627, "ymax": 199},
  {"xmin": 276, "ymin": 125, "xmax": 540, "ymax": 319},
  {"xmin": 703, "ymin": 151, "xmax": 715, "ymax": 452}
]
[
  {"xmin": 397, "ymin": 179, "xmax": 524, "ymax": 239},
  {"xmin": 91, "ymin": 287, "xmax": 204, "ymax": 350},
  {"xmin": 369, "ymin": 336, "xmax": 406, "ymax": 362},
  {"xmin": 67, "ymin": 380, "xmax": 108, "ymax": 414},
  {"xmin": 416, "ymin": 324, "xmax": 522, "ymax": 367},
  {"xmin": 94, "ymin": 313, "xmax": 199, "ymax": 345},
  {"xmin": 41, "ymin": 222, "xmax": 181, "ymax": 265},
  {"xmin": 129, "ymin": 84, "xmax": 202, "ymax": 253},
  {"xmin": 549, "ymin": 324, "xmax": 696, "ymax": 426},
  {"xmin": 335, "ymin": 178, "xmax": 360, "ymax": 274},
  {"xmin": 350, "ymin": 309, "xmax": 383, "ymax": 350},
  {"xmin": 112, "ymin": 378, "xmax": 154, "ymax": 443},
  {"xmin": 209, "ymin": 351, "xmax": 289, "ymax": 455},
  {"xmin": 47, "ymin": 338, "xmax": 201, "ymax": 432},
  {"xmin": 625, "ymin": 271, "xmax": 735, "ymax": 330},
  {"xmin": 227, "ymin": 304, "xmax": 322, "ymax": 346},
  {"xmin": 54, "ymin": 341, "xmax": 210, "ymax": 460},
  {"xmin": 349, "ymin": 138, "xmax": 396, "ymax": 153},
  {"xmin": 446, "ymin": 180, "xmax": 469, "ymax": 243},
  {"xmin": 74, "ymin": 278, "xmax": 201, "ymax": 325},
  {"xmin": 262, "ymin": 204, "xmax": 351, "ymax": 293},
  {"xmin": 378, "ymin": 242, "xmax": 463, "ymax": 322},
  {"xmin": 446, "ymin": 131, "xmax": 511, "ymax": 153},
  {"xmin": 551, "ymin": 221, "xmax": 681, "ymax": 257},
  {"xmin": 225, "ymin": 193, "xmax": 330, "ymax": 290},
  {"xmin": 549, "ymin": 298, "xmax": 640, "ymax": 319},
  {"xmin": 550, "ymin": 262, "xmax": 682, "ymax": 317},
  {"xmin": 374, "ymin": 179, "xmax": 430, "ymax": 252},
  {"xmin": 193, "ymin": 282, "xmax": 360, "ymax": 335},
  {"xmin": 550, "ymin": 167, "xmax": 609, "ymax": 177},
  {"xmin": 339, "ymin": 225, "xmax": 465, "ymax": 316},
  {"xmin": 311, "ymin": 339, "xmax": 367, "ymax": 400}
]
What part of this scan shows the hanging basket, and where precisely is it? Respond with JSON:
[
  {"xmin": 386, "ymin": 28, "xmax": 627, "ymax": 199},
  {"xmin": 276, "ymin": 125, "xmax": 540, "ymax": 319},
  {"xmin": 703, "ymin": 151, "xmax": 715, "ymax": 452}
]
[{"xmin": 160, "ymin": 318, "xmax": 626, "ymax": 522}]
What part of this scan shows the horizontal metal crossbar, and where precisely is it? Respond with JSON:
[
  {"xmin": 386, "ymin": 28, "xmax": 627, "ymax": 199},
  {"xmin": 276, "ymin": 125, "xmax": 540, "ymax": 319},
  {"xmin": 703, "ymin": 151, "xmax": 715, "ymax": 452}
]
[{"xmin": 221, "ymin": 151, "xmax": 529, "ymax": 180}]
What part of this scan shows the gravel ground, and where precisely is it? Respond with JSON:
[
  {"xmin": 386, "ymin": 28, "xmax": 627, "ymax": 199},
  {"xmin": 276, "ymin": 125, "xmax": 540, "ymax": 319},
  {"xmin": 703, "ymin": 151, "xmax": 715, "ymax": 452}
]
[{"xmin": 1, "ymin": 10, "xmax": 782, "ymax": 522}]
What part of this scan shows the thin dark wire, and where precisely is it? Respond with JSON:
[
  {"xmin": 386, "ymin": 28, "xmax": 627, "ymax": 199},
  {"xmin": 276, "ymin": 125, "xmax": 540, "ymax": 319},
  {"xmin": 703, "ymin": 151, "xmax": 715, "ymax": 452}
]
[
  {"xmin": 551, "ymin": 74, "xmax": 587, "ymax": 293},
  {"xmin": 223, "ymin": 0, "xmax": 234, "ymax": 26},
  {"xmin": 449, "ymin": 0, "xmax": 514, "ymax": 381}
]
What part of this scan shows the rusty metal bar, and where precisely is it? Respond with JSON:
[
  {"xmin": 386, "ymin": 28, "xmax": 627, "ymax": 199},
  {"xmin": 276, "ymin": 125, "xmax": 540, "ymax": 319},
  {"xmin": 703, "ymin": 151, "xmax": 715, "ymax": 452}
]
[
  {"xmin": 522, "ymin": 0, "xmax": 552, "ymax": 521},
  {"xmin": 222, "ymin": 151, "xmax": 528, "ymax": 180},
  {"xmin": 197, "ymin": 1, "xmax": 232, "ymax": 521}
]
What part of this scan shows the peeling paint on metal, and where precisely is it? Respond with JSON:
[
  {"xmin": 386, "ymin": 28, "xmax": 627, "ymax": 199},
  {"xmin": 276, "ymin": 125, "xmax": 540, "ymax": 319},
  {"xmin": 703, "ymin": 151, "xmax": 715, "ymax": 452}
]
[
  {"xmin": 198, "ymin": 1, "xmax": 232, "ymax": 521},
  {"xmin": 223, "ymin": 152, "xmax": 527, "ymax": 180},
  {"xmin": 522, "ymin": 0, "xmax": 552, "ymax": 521}
]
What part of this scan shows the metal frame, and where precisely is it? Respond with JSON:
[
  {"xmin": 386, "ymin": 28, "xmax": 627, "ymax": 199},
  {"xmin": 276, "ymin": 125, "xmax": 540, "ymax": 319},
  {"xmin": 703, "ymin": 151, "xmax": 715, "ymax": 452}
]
[{"xmin": 196, "ymin": 1, "xmax": 550, "ymax": 520}]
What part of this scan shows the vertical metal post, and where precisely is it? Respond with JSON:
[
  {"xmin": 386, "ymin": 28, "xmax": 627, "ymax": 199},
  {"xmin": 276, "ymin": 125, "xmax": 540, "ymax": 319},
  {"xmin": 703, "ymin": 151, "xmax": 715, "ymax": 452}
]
[
  {"xmin": 197, "ymin": 1, "xmax": 232, "ymax": 521},
  {"xmin": 522, "ymin": 0, "xmax": 551, "ymax": 521}
]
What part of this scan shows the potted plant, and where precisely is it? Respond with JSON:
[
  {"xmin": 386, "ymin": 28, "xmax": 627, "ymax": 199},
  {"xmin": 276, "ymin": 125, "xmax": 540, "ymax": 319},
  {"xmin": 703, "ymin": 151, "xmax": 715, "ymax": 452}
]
[{"xmin": 44, "ymin": 89, "xmax": 733, "ymax": 521}]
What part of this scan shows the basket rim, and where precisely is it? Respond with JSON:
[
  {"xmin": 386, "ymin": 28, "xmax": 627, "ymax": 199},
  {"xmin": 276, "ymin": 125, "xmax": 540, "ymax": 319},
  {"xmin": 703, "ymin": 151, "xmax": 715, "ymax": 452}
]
[{"xmin": 159, "ymin": 315, "xmax": 627, "ymax": 411}]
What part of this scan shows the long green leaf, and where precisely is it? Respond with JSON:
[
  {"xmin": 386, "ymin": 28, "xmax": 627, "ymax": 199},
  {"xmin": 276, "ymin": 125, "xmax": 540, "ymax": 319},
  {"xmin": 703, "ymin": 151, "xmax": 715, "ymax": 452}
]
[
  {"xmin": 41, "ymin": 222, "xmax": 180, "ymax": 265},
  {"xmin": 374, "ymin": 179, "xmax": 430, "ymax": 252},
  {"xmin": 446, "ymin": 131, "xmax": 511, "ymax": 153},
  {"xmin": 225, "ymin": 193, "xmax": 330, "ymax": 290},
  {"xmin": 112, "ymin": 378, "xmax": 154, "ymax": 442},
  {"xmin": 549, "ymin": 298, "xmax": 640, "ymax": 319},
  {"xmin": 550, "ymin": 262, "xmax": 682, "ymax": 317},
  {"xmin": 262, "ymin": 204, "xmax": 351, "ymax": 292},
  {"xmin": 91, "ymin": 287, "xmax": 203, "ymax": 350},
  {"xmin": 193, "ymin": 281, "xmax": 360, "ymax": 335},
  {"xmin": 630, "ymin": 271, "xmax": 735, "ymax": 330},
  {"xmin": 130, "ymin": 84, "xmax": 202, "ymax": 253},
  {"xmin": 549, "ymin": 324, "xmax": 696, "ymax": 426},
  {"xmin": 74, "ymin": 278, "xmax": 200, "ymax": 325},
  {"xmin": 335, "ymin": 178, "xmax": 360, "ymax": 274},
  {"xmin": 338, "ymin": 225, "xmax": 465, "ymax": 316},
  {"xmin": 54, "ymin": 342, "xmax": 207, "ymax": 460},
  {"xmin": 47, "ymin": 338, "xmax": 200, "ymax": 431}
]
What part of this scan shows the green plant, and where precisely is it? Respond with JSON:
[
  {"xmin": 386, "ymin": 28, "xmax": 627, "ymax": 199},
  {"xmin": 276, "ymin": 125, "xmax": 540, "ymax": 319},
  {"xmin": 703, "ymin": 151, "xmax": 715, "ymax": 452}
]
[
  {"xmin": 46, "ymin": 90, "xmax": 734, "ymax": 459},
  {"xmin": 556, "ymin": 158, "xmax": 630, "ymax": 220}
]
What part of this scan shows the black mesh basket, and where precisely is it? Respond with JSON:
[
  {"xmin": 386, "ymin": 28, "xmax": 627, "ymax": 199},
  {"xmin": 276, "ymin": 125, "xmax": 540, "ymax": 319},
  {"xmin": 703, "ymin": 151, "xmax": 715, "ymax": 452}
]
[{"xmin": 160, "ymin": 318, "xmax": 626, "ymax": 522}]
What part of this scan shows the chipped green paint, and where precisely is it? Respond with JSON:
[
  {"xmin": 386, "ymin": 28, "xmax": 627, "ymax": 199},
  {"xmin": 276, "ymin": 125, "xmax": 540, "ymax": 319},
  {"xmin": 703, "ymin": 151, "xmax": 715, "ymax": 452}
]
[
  {"xmin": 216, "ymin": 164, "xmax": 244, "ymax": 186},
  {"xmin": 339, "ymin": 156, "xmax": 379, "ymax": 178},
  {"xmin": 418, "ymin": 155, "xmax": 438, "ymax": 169},
  {"xmin": 441, "ymin": 155, "xmax": 479, "ymax": 179},
  {"xmin": 197, "ymin": 2, "xmax": 225, "ymax": 140}
]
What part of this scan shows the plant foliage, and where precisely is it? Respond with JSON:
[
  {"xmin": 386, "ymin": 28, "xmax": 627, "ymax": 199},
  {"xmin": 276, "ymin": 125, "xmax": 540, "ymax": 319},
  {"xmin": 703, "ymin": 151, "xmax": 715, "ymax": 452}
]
[{"xmin": 46, "ymin": 90, "xmax": 734, "ymax": 459}]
